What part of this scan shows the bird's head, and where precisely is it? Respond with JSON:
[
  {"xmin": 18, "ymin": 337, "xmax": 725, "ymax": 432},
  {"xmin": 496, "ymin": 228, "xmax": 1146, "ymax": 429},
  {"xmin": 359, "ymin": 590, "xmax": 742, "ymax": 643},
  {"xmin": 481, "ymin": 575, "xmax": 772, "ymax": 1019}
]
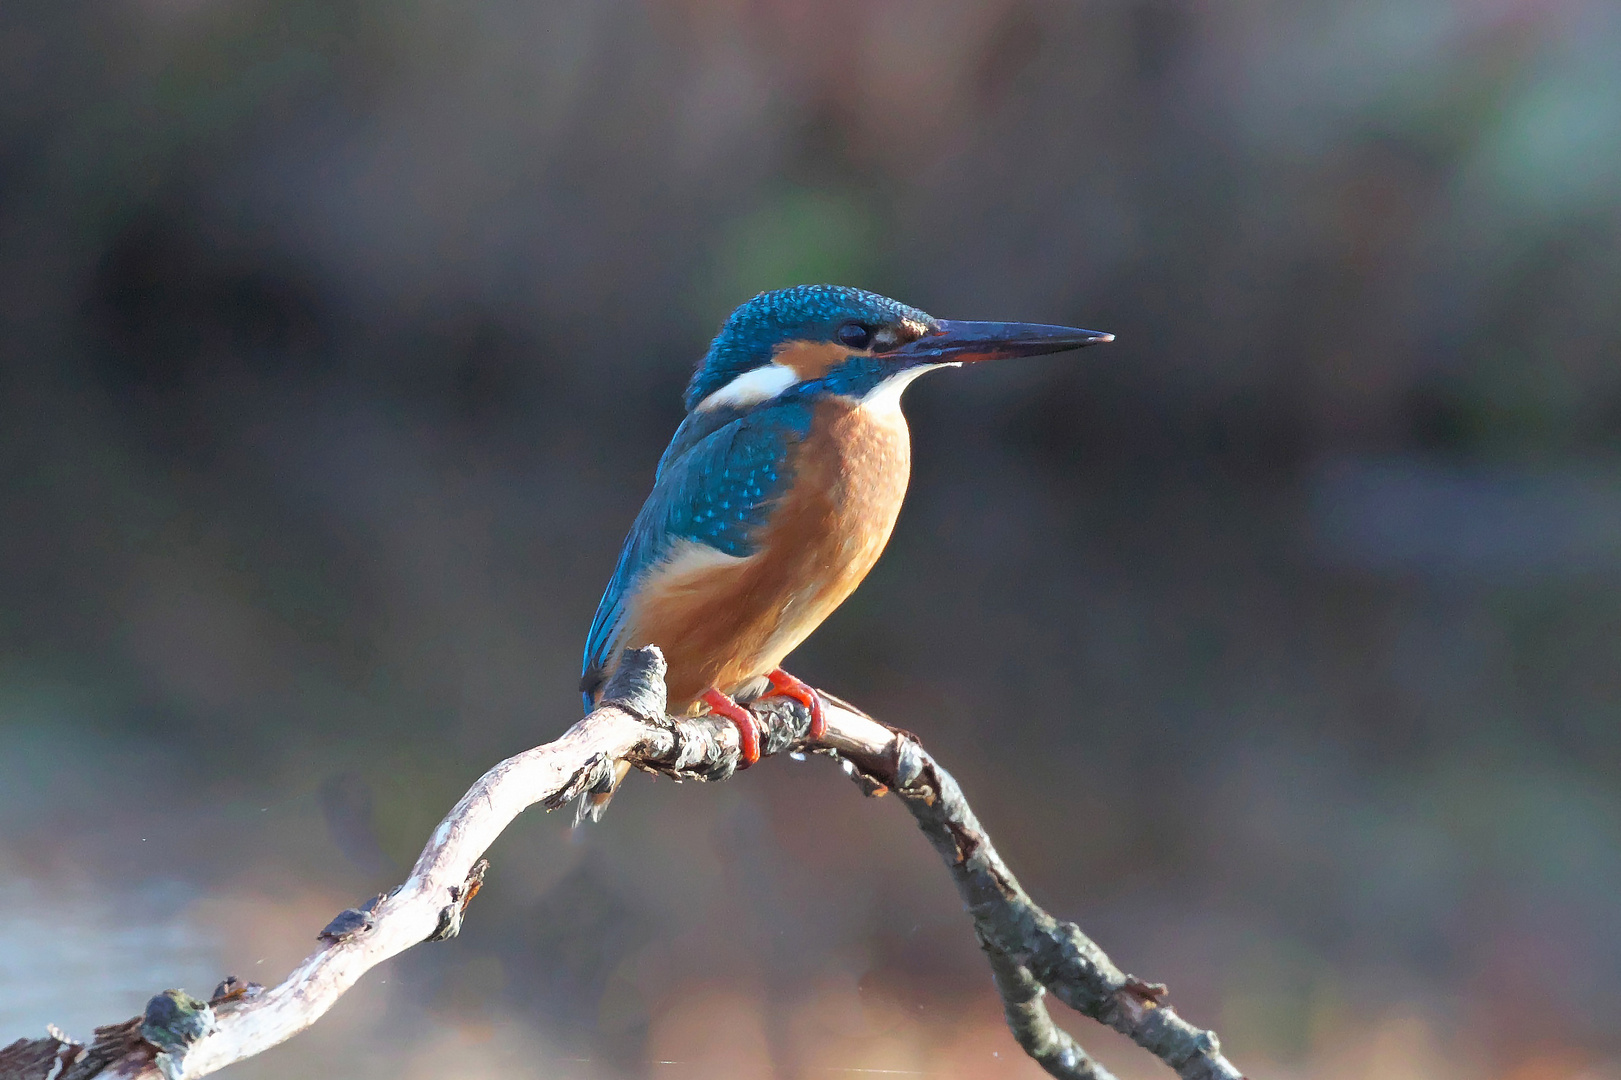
[{"xmin": 684, "ymin": 284, "xmax": 1111, "ymax": 415}]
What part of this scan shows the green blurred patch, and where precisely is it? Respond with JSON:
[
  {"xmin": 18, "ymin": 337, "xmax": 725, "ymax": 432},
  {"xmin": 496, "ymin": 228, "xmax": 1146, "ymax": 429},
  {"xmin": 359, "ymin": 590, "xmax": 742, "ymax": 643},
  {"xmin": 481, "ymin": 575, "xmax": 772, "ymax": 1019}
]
[
  {"xmin": 700, "ymin": 189, "xmax": 882, "ymax": 312},
  {"xmin": 1480, "ymin": 49, "xmax": 1621, "ymax": 217}
]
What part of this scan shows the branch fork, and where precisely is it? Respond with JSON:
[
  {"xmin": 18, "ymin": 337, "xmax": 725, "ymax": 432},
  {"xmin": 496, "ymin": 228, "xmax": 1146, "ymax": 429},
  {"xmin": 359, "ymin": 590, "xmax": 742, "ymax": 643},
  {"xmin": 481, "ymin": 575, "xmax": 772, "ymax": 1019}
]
[{"xmin": 0, "ymin": 647, "xmax": 1243, "ymax": 1080}]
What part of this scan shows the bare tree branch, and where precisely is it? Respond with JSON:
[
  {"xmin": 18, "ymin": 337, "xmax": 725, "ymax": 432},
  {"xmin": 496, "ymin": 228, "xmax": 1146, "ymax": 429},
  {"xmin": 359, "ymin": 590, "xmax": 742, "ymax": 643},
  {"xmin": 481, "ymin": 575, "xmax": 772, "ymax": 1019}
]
[{"xmin": 0, "ymin": 647, "xmax": 1243, "ymax": 1080}]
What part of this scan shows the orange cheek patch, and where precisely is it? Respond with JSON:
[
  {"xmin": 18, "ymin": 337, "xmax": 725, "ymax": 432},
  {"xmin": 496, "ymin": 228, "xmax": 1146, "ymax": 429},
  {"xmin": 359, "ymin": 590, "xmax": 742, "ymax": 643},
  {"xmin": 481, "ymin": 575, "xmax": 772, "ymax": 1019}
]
[{"xmin": 772, "ymin": 340, "xmax": 858, "ymax": 381}]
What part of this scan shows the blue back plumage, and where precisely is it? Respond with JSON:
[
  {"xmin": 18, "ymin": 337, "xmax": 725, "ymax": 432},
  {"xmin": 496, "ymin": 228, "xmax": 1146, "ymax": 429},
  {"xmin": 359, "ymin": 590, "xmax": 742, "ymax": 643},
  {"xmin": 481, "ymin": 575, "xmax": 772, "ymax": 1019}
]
[
  {"xmin": 684, "ymin": 285, "xmax": 932, "ymax": 411},
  {"xmin": 581, "ymin": 398, "xmax": 815, "ymax": 705}
]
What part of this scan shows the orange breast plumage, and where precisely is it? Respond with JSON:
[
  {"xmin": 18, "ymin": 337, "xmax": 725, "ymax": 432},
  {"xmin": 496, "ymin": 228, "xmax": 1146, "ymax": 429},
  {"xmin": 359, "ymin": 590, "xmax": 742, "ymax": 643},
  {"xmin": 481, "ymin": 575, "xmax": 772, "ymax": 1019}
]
[{"xmin": 618, "ymin": 394, "xmax": 911, "ymax": 709}]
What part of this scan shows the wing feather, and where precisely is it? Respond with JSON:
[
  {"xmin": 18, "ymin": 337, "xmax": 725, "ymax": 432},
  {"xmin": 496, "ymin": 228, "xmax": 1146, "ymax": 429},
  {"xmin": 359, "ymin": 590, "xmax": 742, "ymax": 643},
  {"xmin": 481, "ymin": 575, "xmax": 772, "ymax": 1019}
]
[{"xmin": 580, "ymin": 400, "xmax": 811, "ymax": 706}]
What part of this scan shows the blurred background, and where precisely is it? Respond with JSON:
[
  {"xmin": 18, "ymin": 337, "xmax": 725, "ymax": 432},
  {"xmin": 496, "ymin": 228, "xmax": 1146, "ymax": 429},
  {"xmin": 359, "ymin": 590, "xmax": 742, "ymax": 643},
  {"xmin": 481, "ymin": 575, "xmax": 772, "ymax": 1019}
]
[{"xmin": 3, "ymin": 1, "xmax": 1620, "ymax": 1077}]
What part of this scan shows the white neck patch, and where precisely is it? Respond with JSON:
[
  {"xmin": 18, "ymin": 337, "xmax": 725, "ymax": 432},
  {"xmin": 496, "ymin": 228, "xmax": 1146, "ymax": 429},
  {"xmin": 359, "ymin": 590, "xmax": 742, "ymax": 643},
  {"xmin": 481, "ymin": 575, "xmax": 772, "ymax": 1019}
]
[
  {"xmin": 859, "ymin": 364, "xmax": 945, "ymax": 416},
  {"xmin": 697, "ymin": 362, "xmax": 798, "ymax": 412}
]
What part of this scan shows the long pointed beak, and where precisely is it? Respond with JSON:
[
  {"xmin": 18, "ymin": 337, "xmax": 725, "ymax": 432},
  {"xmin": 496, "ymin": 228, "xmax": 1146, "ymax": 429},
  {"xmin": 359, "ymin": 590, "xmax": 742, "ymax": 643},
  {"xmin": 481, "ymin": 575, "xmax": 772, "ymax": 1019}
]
[{"xmin": 883, "ymin": 320, "xmax": 1113, "ymax": 364}]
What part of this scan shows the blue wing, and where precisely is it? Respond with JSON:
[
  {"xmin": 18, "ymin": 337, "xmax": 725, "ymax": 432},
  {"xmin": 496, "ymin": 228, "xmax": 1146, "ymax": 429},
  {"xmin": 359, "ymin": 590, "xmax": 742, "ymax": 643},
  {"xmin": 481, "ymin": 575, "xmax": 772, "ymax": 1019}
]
[{"xmin": 580, "ymin": 400, "xmax": 813, "ymax": 707}]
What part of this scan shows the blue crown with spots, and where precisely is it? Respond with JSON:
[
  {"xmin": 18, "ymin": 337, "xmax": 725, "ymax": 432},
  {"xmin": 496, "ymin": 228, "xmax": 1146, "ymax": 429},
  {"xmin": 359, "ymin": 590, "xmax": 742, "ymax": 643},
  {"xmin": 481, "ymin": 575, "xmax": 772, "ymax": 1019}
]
[{"xmin": 684, "ymin": 285, "xmax": 935, "ymax": 411}]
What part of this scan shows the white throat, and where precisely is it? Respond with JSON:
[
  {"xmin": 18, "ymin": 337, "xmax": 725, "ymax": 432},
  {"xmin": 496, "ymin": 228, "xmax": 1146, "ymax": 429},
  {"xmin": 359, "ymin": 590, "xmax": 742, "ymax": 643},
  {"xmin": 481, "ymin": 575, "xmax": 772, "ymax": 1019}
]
[{"xmin": 859, "ymin": 364, "xmax": 941, "ymax": 416}]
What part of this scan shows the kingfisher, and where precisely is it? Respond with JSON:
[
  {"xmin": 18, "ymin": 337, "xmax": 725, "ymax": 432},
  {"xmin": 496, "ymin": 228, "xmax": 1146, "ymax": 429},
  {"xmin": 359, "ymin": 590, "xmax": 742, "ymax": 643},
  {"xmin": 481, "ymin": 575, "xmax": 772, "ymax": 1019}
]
[{"xmin": 580, "ymin": 285, "xmax": 1109, "ymax": 816}]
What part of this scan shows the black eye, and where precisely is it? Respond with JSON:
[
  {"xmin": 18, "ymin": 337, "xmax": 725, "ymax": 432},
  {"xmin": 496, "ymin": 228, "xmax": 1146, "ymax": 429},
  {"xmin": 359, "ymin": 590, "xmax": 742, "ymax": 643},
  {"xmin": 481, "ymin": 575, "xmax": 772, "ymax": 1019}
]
[{"xmin": 836, "ymin": 322, "xmax": 873, "ymax": 350}]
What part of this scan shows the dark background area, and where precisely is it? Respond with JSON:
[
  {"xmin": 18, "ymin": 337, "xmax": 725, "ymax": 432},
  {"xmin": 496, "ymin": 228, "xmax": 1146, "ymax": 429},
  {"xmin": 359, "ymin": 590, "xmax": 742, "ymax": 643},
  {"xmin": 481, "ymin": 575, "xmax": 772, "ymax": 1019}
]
[{"xmin": 3, "ymin": 1, "xmax": 1620, "ymax": 1077}]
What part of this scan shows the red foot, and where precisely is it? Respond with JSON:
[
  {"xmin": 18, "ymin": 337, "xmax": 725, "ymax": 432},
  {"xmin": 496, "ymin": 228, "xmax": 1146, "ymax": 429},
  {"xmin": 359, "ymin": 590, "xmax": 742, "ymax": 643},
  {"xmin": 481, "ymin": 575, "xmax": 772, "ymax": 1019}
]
[
  {"xmin": 701, "ymin": 687, "xmax": 761, "ymax": 767},
  {"xmin": 764, "ymin": 668, "xmax": 826, "ymax": 742}
]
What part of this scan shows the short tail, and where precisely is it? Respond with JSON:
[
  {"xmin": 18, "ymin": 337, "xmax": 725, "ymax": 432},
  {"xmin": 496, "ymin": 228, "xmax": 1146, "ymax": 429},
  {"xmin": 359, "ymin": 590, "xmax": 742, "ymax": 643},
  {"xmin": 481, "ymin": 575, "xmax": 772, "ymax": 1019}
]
[{"xmin": 574, "ymin": 759, "xmax": 633, "ymax": 826}]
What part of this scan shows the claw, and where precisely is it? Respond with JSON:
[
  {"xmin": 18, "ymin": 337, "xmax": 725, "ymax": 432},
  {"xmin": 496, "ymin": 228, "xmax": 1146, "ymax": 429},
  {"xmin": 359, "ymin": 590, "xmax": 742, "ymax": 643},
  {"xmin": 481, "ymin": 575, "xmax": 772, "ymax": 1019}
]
[
  {"xmin": 764, "ymin": 668, "xmax": 825, "ymax": 742},
  {"xmin": 701, "ymin": 687, "xmax": 761, "ymax": 766}
]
